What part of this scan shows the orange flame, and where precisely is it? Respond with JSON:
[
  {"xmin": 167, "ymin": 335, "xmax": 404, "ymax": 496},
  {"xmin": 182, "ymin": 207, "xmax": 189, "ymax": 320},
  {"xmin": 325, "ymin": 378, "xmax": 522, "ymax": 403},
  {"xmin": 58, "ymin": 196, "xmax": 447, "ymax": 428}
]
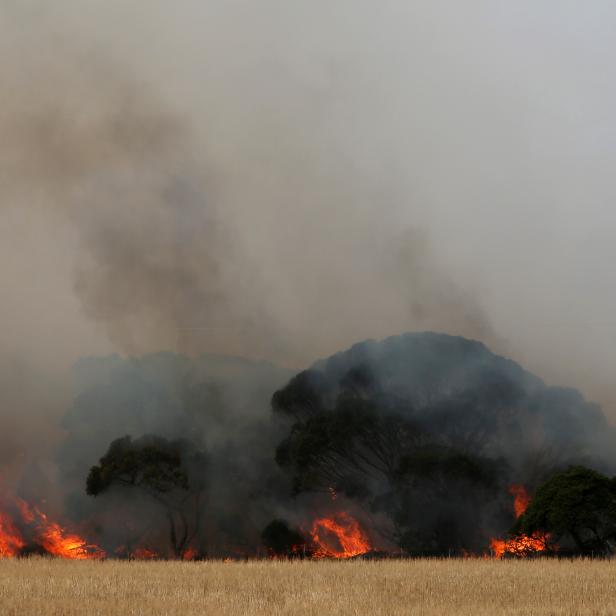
[
  {"xmin": 182, "ymin": 546, "xmax": 198, "ymax": 561},
  {"xmin": 0, "ymin": 512, "xmax": 25, "ymax": 557},
  {"xmin": 0, "ymin": 494, "xmax": 105, "ymax": 559},
  {"xmin": 18, "ymin": 499, "xmax": 105, "ymax": 560},
  {"xmin": 509, "ymin": 484, "xmax": 531, "ymax": 519},
  {"xmin": 310, "ymin": 512, "xmax": 372, "ymax": 558},
  {"xmin": 490, "ymin": 532, "xmax": 549, "ymax": 558},
  {"xmin": 490, "ymin": 484, "xmax": 551, "ymax": 558}
]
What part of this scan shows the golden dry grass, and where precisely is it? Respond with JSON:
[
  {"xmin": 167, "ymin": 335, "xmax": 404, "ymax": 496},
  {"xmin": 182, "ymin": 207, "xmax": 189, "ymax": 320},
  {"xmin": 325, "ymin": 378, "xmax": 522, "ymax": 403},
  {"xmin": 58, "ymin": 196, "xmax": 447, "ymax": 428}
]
[{"xmin": 1, "ymin": 558, "xmax": 615, "ymax": 615}]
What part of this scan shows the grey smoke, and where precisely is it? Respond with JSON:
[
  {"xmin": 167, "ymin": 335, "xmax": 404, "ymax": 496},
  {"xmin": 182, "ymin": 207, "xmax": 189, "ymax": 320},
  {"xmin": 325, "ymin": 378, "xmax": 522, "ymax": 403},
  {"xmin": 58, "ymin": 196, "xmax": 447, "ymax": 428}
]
[
  {"xmin": 58, "ymin": 353, "xmax": 294, "ymax": 555},
  {"xmin": 2, "ymin": 1, "xmax": 616, "ymax": 536},
  {"xmin": 56, "ymin": 332, "xmax": 616, "ymax": 556},
  {"xmin": 0, "ymin": 2, "xmax": 494, "ymax": 373}
]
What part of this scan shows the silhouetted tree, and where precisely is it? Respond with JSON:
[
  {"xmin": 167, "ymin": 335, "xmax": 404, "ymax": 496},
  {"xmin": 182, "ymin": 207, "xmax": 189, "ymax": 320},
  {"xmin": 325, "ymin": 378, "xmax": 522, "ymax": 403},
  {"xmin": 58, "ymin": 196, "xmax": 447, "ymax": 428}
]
[
  {"xmin": 275, "ymin": 396, "xmax": 419, "ymax": 495},
  {"xmin": 273, "ymin": 366, "xmax": 505, "ymax": 554},
  {"xmin": 87, "ymin": 434, "xmax": 207, "ymax": 558}
]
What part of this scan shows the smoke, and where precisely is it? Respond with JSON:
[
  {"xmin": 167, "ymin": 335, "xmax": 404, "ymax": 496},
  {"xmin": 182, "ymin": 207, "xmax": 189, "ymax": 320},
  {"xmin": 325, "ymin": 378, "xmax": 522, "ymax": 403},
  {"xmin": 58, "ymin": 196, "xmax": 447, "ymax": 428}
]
[
  {"xmin": 50, "ymin": 332, "xmax": 616, "ymax": 557},
  {"xmin": 0, "ymin": 2, "xmax": 497, "ymax": 479},
  {"xmin": 1, "ymin": 2, "xmax": 614, "ymax": 406},
  {"xmin": 273, "ymin": 332, "xmax": 616, "ymax": 554},
  {"xmin": 0, "ymin": 19, "xmax": 231, "ymax": 356},
  {"xmin": 0, "ymin": 2, "xmax": 494, "ymax": 370},
  {"xmin": 2, "ymin": 0, "xmax": 616, "ymax": 554},
  {"xmin": 55, "ymin": 353, "xmax": 293, "ymax": 555}
]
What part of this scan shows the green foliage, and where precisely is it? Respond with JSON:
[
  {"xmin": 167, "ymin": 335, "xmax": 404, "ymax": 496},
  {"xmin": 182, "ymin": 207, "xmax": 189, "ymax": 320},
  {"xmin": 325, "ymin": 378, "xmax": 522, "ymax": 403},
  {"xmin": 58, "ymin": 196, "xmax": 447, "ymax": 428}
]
[{"xmin": 513, "ymin": 466, "xmax": 616, "ymax": 554}]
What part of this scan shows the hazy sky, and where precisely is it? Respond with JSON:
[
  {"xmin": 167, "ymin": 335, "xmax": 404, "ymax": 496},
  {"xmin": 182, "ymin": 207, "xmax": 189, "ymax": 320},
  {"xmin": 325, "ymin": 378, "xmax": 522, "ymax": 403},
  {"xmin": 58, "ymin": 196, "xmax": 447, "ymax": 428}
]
[{"xmin": 2, "ymin": 0, "xmax": 616, "ymax": 443}]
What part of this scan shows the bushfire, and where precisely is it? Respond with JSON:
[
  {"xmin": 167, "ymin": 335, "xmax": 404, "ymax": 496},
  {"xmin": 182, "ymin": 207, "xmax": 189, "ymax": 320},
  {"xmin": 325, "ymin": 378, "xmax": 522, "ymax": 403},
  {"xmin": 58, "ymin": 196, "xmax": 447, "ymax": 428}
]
[
  {"xmin": 0, "ymin": 492, "xmax": 105, "ymax": 559},
  {"xmin": 310, "ymin": 512, "xmax": 372, "ymax": 558},
  {"xmin": 490, "ymin": 484, "xmax": 551, "ymax": 558},
  {"xmin": 1, "ymin": 483, "xmax": 550, "ymax": 560}
]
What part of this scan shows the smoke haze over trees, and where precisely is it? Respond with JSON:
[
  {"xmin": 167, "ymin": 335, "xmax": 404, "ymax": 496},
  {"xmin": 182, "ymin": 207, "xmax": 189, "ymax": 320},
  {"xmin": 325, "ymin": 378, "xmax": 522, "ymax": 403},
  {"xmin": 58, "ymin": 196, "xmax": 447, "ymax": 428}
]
[
  {"xmin": 272, "ymin": 333, "xmax": 616, "ymax": 554},
  {"xmin": 34, "ymin": 332, "xmax": 616, "ymax": 557},
  {"xmin": 2, "ymin": 2, "xmax": 616, "ymax": 555},
  {"xmin": 57, "ymin": 353, "xmax": 292, "ymax": 556}
]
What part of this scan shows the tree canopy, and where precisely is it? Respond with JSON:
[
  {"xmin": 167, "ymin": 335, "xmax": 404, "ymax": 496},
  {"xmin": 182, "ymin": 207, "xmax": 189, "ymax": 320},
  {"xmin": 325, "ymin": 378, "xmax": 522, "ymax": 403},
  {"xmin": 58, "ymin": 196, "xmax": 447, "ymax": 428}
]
[
  {"xmin": 513, "ymin": 466, "xmax": 616, "ymax": 555},
  {"xmin": 87, "ymin": 434, "xmax": 207, "ymax": 557},
  {"xmin": 272, "ymin": 333, "xmax": 615, "ymax": 554}
]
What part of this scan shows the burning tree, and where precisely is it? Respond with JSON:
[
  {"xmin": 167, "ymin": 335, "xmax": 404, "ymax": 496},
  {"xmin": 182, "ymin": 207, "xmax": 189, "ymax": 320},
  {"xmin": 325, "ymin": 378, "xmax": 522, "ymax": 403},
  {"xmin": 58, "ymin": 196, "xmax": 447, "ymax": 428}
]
[
  {"xmin": 490, "ymin": 485, "xmax": 551, "ymax": 558},
  {"xmin": 273, "ymin": 354, "xmax": 506, "ymax": 555},
  {"xmin": 391, "ymin": 447, "xmax": 502, "ymax": 555},
  {"xmin": 512, "ymin": 466, "xmax": 616, "ymax": 556},
  {"xmin": 271, "ymin": 333, "xmax": 616, "ymax": 556},
  {"xmin": 86, "ymin": 435, "xmax": 207, "ymax": 558}
]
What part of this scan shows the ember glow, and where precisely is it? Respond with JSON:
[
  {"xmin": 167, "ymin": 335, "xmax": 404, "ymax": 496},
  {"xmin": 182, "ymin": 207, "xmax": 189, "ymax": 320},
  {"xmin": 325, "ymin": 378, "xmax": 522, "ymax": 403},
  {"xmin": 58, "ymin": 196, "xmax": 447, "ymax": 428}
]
[
  {"xmin": 131, "ymin": 547, "xmax": 159, "ymax": 560},
  {"xmin": 182, "ymin": 546, "xmax": 198, "ymax": 561},
  {"xmin": 490, "ymin": 484, "xmax": 551, "ymax": 558},
  {"xmin": 310, "ymin": 512, "xmax": 372, "ymax": 558},
  {"xmin": 0, "ymin": 494, "xmax": 105, "ymax": 559}
]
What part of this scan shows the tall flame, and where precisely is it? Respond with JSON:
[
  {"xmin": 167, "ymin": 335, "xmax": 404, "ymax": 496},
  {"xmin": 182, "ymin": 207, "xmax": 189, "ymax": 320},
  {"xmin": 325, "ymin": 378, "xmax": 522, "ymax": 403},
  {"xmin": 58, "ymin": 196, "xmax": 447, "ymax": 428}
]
[
  {"xmin": 490, "ymin": 484, "xmax": 550, "ymax": 558},
  {"xmin": 0, "ymin": 494, "xmax": 105, "ymax": 559},
  {"xmin": 0, "ymin": 512, "xmax": 25, "ymax": 557},
  {"xmin": 310, "ymin": 512, "xmax": 372, "ymax": 558},
  {"xmin": 509, "ymin": 484, "xmax": 531, "ymax": 518}
]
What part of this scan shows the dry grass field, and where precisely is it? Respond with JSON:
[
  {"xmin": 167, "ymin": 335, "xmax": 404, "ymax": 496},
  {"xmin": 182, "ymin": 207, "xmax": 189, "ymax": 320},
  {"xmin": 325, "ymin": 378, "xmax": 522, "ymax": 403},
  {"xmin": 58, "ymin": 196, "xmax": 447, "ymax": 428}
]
[{"xmin": 1, "ymin": 558, "xmax": 615, "ymax": 615}]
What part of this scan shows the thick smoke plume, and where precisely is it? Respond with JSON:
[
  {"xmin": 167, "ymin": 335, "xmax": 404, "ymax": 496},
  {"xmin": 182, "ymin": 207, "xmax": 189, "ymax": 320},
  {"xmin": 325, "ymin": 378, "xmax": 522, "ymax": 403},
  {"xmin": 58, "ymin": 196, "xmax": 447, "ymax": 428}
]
[
  {"xmin": 0, "ymin": 4, "xmax": 490, "ymax": 368},
  {"xmin": 0, "ymin": 2, "xmax": 493, "ymax": 488}
]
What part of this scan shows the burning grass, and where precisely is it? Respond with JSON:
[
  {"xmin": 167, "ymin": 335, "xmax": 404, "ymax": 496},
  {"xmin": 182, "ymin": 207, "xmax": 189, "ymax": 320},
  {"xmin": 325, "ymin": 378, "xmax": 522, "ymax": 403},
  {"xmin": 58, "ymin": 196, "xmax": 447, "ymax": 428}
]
[
  {"xmin": 310, "ymin": 512, "xmax": 373, "ymax": 558},
  {"xmin": 2, "ymin": 558, "xmax": 616, "ymax": 615},
  {"xmin": 0, "ymin": 494, "xmax": 105, "ymax": 560}
]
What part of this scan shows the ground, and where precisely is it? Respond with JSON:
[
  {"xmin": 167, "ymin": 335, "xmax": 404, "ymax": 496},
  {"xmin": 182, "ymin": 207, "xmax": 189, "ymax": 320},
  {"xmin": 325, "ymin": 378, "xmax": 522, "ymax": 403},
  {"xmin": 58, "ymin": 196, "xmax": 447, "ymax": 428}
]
[{"xmin": 1, "ymin": 558, "xmax": 614, "ymax": 615}]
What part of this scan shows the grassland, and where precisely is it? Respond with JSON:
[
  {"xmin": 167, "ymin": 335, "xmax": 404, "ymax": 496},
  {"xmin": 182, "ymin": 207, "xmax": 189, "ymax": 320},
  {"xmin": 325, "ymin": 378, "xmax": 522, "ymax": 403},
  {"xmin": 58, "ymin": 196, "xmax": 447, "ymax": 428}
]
[{"xmin": 1, "ymin": 558, "xmax": 615, "ymax": 615}]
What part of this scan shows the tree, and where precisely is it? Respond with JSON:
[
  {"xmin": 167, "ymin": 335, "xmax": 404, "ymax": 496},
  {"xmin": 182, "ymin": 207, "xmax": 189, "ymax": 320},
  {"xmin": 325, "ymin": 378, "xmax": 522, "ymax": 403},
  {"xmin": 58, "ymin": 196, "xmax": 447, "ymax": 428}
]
[
  {"xmin": 513, "ymin": 466, "xmax": 616, "ymax": 555},
  {"xmin": 275, "ymin": 395, "xmax": 419, "ymax": 496},
  {"xmin": 272, "ymin": 333, "xmax": 616, "ymax": 554},
  {"xmin": 87, "ymin": 434, "xmax": 207, "ymax": 558},
  {"xmin": 387, "ymin": 445, "xmax": 503, "ymax": 555},
  {"xmin": 273, "ymin": 366, "xmax": 505, "ymax": 554}
]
